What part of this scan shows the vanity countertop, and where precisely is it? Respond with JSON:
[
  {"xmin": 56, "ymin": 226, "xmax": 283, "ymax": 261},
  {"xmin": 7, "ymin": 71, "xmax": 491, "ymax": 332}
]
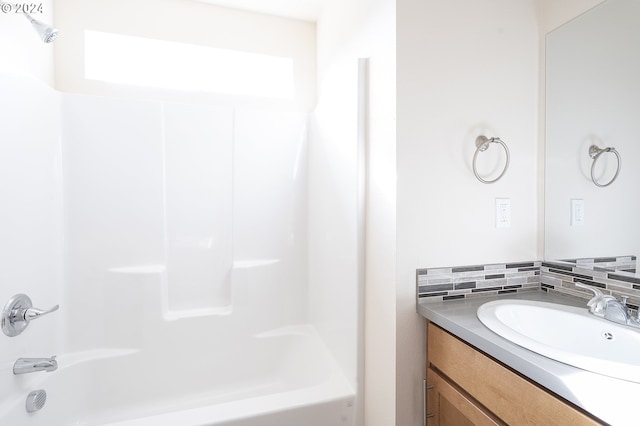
[{"xmin": 417, "ymin": 290, "xmax": 639, "ymax": 426}]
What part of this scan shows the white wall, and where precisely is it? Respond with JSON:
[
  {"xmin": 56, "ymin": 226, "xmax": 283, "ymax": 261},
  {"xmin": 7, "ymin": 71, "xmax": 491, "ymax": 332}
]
[
  {"xmin": 53, "ymin": 0, "xmax": 316, "ymax": 110},
  {"xmin": 0, "ymin": 0, "xmax": 55, "ymax": 84},
  {"xmin": 310, "ymin": 0, "xmax": 395, "ymax": 425},
  {"xmin": 397, "ymin": 0, "xmax": 541, "ymax": 424}
]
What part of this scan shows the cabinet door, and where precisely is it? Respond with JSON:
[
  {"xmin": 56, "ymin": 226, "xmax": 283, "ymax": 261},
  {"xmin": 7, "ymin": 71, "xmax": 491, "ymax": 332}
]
[
  {"xmin": 428, "ymin": 323, "xmax": 602, "ymax": 425},
  {"xmin": 427, "ymin": 368, "xmax": 502, "ymax": 426}
]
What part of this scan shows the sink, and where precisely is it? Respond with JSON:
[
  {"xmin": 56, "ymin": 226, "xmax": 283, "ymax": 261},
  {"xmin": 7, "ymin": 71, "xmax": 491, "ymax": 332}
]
[{"xmin": 477, "ymin": 299, "xmax": 640, "ymax": 383}]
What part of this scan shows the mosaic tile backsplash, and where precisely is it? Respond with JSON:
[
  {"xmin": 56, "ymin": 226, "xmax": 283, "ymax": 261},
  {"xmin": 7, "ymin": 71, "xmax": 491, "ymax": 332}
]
[
  {"xmin": 558, "ymin": 255, "xmax": 636, "ymax": 274},
  {"xmin": 541, "ymin": 256, "xmax": 640, "ymax": 311},
  {"xmin": 417, "ymin": 255, "xmax": 640, "ymax": 308},
  {"xmin": 416, "ymin": 261, "xmax": 541, "ymax": 301}
]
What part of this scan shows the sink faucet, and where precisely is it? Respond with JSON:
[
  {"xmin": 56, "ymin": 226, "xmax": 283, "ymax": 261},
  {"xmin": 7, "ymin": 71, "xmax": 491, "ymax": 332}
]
[
  {"xmin": 576, "ymin": 283, "xmax": 640, "ymax": 328},
  {"xmin": 13, "ymin": 356, "xmax": 57, "ymax": 375},
  {"xmin": 575, "ymin": 282, "xmax": 615, "ymax": 315}
]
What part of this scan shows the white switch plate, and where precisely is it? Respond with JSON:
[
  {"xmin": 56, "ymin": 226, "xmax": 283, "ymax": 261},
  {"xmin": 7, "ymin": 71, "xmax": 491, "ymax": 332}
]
[
  {"xmin": 495, "ymin": 198, "xmax": 511, "ymax": 228},
  {"xmin": 571, "ymin": 199, "xmax": 585, "ymax": 226}
]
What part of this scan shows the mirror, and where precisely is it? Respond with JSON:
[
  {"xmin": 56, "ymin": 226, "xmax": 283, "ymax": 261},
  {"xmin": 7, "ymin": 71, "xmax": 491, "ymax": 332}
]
[{"xmin": 545, "ymin": 0, "xmax": 640, "ymax": 274}]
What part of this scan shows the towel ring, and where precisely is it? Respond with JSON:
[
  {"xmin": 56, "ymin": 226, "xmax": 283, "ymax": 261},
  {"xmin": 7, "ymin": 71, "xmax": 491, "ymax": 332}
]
[
  {"xmin": 589, "ymin": 145, "xmax": 620, "ymax": 187},
  {"xmin": 472, "ymin": 135, "xmax": 510, "ymax": 184}
]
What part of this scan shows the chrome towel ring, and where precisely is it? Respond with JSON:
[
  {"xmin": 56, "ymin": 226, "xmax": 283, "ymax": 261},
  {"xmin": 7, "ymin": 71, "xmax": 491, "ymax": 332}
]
[
  {"xmin": 589, "ymin": 145, "xmax": 620, "ymax": 187},
  {"xmin": 472, "ymin": 135, "xmax": 510, "ymax": 184}
]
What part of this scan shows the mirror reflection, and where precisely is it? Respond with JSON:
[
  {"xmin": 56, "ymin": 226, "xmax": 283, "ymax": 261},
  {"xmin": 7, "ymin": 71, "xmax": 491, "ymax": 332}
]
[{"xmin": 545, "ymin": 0, "xmax": 640, "ymax": 275}]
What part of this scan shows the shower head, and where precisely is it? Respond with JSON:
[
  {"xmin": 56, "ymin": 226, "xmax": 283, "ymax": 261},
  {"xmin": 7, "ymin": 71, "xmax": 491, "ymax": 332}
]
[
  {"xmin": 0, "ymin": 2, "xmax": 59, "ymax": 43},
  {"xmin": 24, "ymin": 12, "xmax": 59, "ymax": 43}
]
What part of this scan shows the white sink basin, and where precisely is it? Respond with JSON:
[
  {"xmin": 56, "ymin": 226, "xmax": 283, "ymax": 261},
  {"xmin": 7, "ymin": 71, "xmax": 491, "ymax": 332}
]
[{"xmin": 477, "ymin": 299, "xmax": 640, "ymax": 383}]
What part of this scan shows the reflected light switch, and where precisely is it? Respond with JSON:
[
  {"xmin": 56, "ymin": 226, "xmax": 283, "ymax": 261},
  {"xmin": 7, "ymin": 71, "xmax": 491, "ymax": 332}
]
[{"xmin": 571, "ymin": 199, "xmax": 585, "ymax": 226}]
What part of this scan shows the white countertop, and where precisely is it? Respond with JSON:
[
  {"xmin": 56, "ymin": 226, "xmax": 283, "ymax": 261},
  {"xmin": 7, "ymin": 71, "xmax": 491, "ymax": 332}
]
[{"xmin": 417, "ymin": 290, "xmax": 639, "ymax": 426}]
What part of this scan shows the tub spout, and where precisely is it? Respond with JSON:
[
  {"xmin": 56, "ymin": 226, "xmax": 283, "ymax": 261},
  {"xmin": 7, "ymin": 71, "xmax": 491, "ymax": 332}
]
[{"xmin": 13, "ymin": 356, "xmax": 57, "ymax": 375}]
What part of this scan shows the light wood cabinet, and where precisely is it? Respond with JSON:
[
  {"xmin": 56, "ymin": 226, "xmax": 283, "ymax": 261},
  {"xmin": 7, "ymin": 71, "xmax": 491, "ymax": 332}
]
[
  {"xmin": 426, "ymin": 322, "xmax": 603, "ymax": 426},
  {"xmin": 427, "ymin": 367, "xmax": 502, "ymax": 426}
]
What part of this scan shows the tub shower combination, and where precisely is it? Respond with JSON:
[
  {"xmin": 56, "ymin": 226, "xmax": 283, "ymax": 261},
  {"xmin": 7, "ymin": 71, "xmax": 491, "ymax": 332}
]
[{"xmin": 0, "ymin": 74, "xmax": 356, "ymax": 425}]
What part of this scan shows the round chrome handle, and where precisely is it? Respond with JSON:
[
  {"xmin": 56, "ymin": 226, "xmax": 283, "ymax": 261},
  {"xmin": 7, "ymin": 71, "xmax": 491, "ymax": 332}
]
[{"xmin": 1, "ymin": 294, "xmax": 59, "ymax": 337}]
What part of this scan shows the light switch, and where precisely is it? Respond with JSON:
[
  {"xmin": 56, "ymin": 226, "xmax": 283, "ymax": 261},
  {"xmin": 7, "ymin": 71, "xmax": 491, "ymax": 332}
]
[
  {"xmin": 571, "ymin": 199, "xmax": 585, "ymax": 226},
  {"xmin": 495, "ymin": 198, "xmax": 511, "ymax": 228}
]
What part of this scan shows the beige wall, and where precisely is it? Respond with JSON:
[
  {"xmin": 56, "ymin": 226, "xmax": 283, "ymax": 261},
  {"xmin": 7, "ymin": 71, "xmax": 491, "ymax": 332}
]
[
  {"xmin": 0, "ymin": 0, "xmax": 55, "ymax": 84},
  {"xmin": 53, "ymin": 0, "xmax": 316, "ymax": 110},
  {"xmin": 393, "ymin": 1, "xmax": 610, "ymax": 424},
  {"xmin": 396, "ymin": 0, "xmax": 541, "ymax": 424}
]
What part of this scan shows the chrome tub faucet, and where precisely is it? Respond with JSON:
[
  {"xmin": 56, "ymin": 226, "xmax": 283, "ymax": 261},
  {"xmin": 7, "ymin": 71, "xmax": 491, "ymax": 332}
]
[{"xmin": 13, "ymin": 356, "xmax": 57, "ymax": 375}]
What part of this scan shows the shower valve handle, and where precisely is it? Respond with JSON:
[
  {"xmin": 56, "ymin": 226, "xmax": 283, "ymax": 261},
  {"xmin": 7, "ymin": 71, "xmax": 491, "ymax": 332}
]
[
  {"xmin": 2, "ymin": 294, "xmax": 60, "ymax": 337},
  {"xmin": 21, "ymin": 304, "xmax": 59, "ymax": 321}
]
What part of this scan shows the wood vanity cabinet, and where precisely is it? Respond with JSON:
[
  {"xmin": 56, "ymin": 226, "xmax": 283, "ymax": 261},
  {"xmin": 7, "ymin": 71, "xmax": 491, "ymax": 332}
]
[{"xmin": 426, "ymin": 322, "xmax": 603, "ymax": 426}]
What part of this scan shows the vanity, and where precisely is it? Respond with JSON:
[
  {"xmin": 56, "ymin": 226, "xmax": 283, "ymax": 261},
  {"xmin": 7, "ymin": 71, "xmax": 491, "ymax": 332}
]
[
  {"xmin": 418, "ymin": 290, "xmax": 640, "ymax": 425},
  {"xmin": 427, "ymin": 323, "xmax": 598, "ymax": 426}
]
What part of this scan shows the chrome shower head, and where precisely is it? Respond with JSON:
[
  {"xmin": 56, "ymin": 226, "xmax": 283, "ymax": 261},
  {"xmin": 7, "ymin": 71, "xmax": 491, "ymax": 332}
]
[
  {"xmin": 24, "ymin": 12, "xmax": 59, "ymax": 43},
  {"xmin": 0, "ymin": 2, "xmax": 59, "ymax": 43}
]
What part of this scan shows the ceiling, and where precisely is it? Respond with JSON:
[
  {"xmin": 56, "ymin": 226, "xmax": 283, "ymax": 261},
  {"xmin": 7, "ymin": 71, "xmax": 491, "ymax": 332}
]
[{"xmin": 191, "ymin": 0, "xmax": 323, "ymax": 22}]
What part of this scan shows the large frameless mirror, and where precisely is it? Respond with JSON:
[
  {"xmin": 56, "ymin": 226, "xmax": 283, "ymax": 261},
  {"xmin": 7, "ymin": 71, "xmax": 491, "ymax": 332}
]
[{"xmin": 545, "ymin": 0, "xmax": 640, "ymax": 275}]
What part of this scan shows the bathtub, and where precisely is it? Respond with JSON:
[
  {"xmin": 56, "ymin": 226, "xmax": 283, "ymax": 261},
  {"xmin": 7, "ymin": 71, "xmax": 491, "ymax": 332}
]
[{"xmin": 0, "ymin": 325, "xmax": 355, "ymax": 426}]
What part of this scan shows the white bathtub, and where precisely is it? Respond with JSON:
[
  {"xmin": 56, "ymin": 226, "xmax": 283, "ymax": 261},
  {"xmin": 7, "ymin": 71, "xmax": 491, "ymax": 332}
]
[{"xmin": 0, "ymin": 325, "xmax": 355, "ymax": 426}]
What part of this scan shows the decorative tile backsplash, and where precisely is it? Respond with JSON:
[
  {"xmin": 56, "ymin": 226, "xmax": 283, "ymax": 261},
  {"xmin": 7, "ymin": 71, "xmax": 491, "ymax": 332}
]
[
  {"xmin": 541, "ymin": 257, "xmax": 640, "ymax": 311},
  {"xmin": 557, "ymin": 255, "xmax": 636, "ymax": 274},
  {"xmin": 416, "ymin": 261, "xmax": 541, "ymax": 301},
  {"xmin": 417, "ymin": 255, "xmax": 640, "ymax": 308}
]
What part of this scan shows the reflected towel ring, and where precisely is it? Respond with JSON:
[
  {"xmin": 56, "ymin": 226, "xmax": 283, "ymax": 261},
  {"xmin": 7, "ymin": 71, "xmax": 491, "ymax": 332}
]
[
  {"xmin": 589, "ymin": 145, "xmax": 620, "ymax": 187},
  {"xmin": 472, "ymin": 135, "xmax": 510, "ymax": 184}
]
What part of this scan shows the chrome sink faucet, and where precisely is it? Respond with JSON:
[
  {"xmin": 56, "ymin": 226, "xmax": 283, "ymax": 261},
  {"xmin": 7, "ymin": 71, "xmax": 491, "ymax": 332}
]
[
  {"xmin": 13, "ymin": 356, "xmax": 57, "ymax": 375},
  {"xmin": 576, "ymin": 282, "xmax": 640, "ymax": 328}
]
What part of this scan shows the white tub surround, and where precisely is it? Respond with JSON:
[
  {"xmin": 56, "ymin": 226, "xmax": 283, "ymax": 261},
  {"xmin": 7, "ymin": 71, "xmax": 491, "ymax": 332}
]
[{"xmin": 0, "ymin": 72, "xmax": 355, "ymax": 426}]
